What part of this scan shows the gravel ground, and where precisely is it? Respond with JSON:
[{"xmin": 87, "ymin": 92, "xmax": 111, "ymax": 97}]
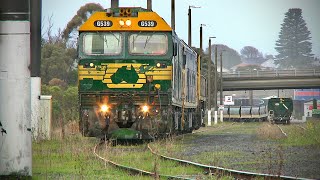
[{"xmin": 178, "ymin": 123, "xmax": 320, "ymax": 179}]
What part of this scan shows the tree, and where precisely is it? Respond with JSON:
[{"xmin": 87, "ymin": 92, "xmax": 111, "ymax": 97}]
[
  {"xmin": 62, "ymin": 3, "xmax": 104, "ymax": 41},
  {"xmin": 41, "ymin": 42, "xmax": 77, "ymax": 84},
  {"xmin": 205, "ymin": 44, "xmax": 241, "ymax": 70},
  {"xmin": 275, "ymin": 8, "xmax": 314, "ymax": 69},
  {"xmin": 240, "ymin": 46, "xmax": 262, "ymax": 59}
]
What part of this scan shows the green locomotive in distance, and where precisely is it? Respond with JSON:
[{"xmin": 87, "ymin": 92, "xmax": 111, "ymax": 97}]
[
  {"xmin": 77, "ymin": 7, "xmax": 206, "ymax": 140},
  {"xmin": 267, "ymin": 98, "xmax": 293, "ymax": 124}
]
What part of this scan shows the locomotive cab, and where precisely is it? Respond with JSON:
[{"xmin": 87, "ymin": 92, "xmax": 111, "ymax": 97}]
[{"xmin": 78, "ymin": 7, "xmax": 203, "ymax": 140}]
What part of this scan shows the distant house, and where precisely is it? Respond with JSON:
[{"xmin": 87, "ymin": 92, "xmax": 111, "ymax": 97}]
[
  {"xmin": 241, "ymin": 57, "xmax": 266, "ymax": 65},
  {"xmin": 231, "ymin": 57, "xmax": 266, "ymax": 72},
  {"xmin": 230, "ymin": 63, "xmax": 263, "ymax": 72},
  {"xmin": 303, "ymin": 100, "xmax": 320, "ymax": 118}
]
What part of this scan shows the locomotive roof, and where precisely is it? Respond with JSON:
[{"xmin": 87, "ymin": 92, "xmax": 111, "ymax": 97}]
[{"xmin": 79, "ymin": 7, "xmax": 172, "ymax": 32}]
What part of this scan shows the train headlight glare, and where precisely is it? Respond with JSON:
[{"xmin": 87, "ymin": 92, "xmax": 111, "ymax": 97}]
[
  {"xmin": 119, "ymin": 20, "xmax": 125, "ymax": 26},
  {"xmin": 155, "ymin": 84, "xmax": 161, "ymax": 89},
  {"xmin": 125, "ymin": 19, "xmax": 131, "ymax": 26},
  {"xmin": 89, "ymin": 63, "xmax": 94, "ymax": 67},
  {"xmin": 142, "ymin": 105, "xmax": 149, "ymax": 113},
  {"xmin": 156, "ymin": 63, "xmax": 161, "ymax": 68},
  {"xmin": 101, "ymin": 105, "xmax": 109, "ymax": 112}
]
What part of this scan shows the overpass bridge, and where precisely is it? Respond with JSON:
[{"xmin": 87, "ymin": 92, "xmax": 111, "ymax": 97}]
[{"xmin": 221, "ymin": 69, "xmax": 320, "ymax": 91}]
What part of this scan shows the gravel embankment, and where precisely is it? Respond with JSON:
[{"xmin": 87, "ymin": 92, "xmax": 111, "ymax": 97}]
[{"xmin": 178, "ymin": 123, "xmax": 320, "ymax": 179}]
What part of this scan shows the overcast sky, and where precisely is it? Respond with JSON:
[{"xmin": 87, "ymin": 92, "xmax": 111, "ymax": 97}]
[{"xmin": 43, "ymin": 0, "xmax": 320, "ymax": 57}]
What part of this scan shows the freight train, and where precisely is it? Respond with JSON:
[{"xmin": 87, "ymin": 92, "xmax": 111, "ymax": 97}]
[
  {"xmin": 222, "ymin": 98, "xmax": 293, "ymax": 124},
  {"xmin": 77, "ymin": 7, "xmax": 206, "ymax": 140},
  {"xmin": 267, "ymin": 98, "xmax": 293, "ymax": 124},
  {"xmin": 222, "ymin": 105, "xmax": 268, "ymax": 122}
]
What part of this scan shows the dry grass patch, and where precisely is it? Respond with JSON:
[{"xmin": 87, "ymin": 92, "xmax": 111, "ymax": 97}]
[{"xmin": 256, "ymin": 123, "xmax": 287, "ymax": 139}]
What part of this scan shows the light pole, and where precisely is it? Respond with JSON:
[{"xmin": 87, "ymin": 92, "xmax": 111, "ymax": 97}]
[
  {"xmin": 147, "ymin": 0, "xmax": 152, "ymax": 10},
  {"xmin": 200, "ymin": 24, "xmax": 206, "ymax": 52},
  {"xmin": 219, "ymin": 50, "xmax": 225, "ymax": 122},
  {"xmin": 208, "ymin": 36, "xmax": 216, "ymax": 126},
  {"xmin": 188, "ymin": 5, "xmax": 200, "ymax": 47},
  {"xmin": 171, "ymin": 0, "xmax": 175, "ymax": 30},
  {"xmin": 219, "ymin": 50, "xmax": 226, "ymax": 107},
  {"xmin": 213, "ymin": 45, "xmax": 218, "ymax": 124}
]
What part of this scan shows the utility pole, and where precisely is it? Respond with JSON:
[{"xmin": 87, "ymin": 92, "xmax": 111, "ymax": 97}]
[
  {"xmin": 219, "ymin": 51, "xmax": 225, "ymax": 107},
  {"xmin": 171, "ymin": 0, "xmax": 175, "ymax": 30},
  {"xmin": 188, "ymin": 7, "xmax": 191, "ymax": 46},
  {"xmin": 111, "ymin": 0, "xmax": 119, "ymax": 8},
  {"xmin": 214, "ymin": 45, "xmax": 218, "ymax": 124},
  {"xmin": 219, "ymin": 51, "xmax": 224, "ymax": 122},
  {"xmin": 208, "ymin": 37, "xmax": 216, "ymax": 126},
  {"xmin": 147, "ymin": 0, "xmax": 152, "ymax": 10},
  {"xmin": 200, "ymin": 24, "xmax": 206, "ymax": 52},
  {"xmin": 188, "ymin": 5, "xmax": 200, "ymax": 47}
]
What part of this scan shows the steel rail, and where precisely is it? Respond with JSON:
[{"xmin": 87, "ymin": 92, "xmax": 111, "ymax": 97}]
[
  {"xmin": 295, "ymin": 124, "xmax": 306, "ymax": 130},
  {"xmin": 93, "ymin": 142, "xmax": 193, "ymax": 180},
  {"xmin": 277, "ymin": 125, "xmax": 288, "ymax": 137}
]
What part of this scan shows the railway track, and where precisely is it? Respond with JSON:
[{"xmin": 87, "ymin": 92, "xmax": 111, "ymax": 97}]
[
  {"xmin": 93, "ymin": 141, "xmax": 203, "ymax": 180},
  {"xmin": 93, "ymin": 122, "xmax": 313, "ymax": 179},
  {"xmin": 277, "ymin": 125, "xmax": 288, "ymax": 137},
  {"xmin": 147, "ymin": 137, "xmax": 312, "ymax": 180},
  {"xmin": 92, "ymin": 123, "xmax": 236, "ymax": 179}
]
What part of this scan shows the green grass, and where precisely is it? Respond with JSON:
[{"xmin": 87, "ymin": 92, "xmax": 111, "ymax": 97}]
[
  {"xmin": 104, "ymin": 144, "xmax": 204, "ymax": 178},
  {"xmin": 280, "ymin": 121, "xmax": 320, "ymax": 146},
  {"xmin": 32, "ymin": 135, "xmax": 150, "ymax": 180},
  {"xmin": 33, "ymin": 121, "xmax": 320, "ymax": 179}
]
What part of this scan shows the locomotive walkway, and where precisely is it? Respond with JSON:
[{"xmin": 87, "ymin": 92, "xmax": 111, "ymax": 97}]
[{"xmin": 222, "ymin": 69, "xmax": 320, "ymax": 91}]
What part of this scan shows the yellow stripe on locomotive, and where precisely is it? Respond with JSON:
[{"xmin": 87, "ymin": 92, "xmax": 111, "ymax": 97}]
[
  {"xmin": 78, "ymin": 63, "xmax": 172, "ymax": 88},
  {"xmin": 79, "ymin": 8, "xmax": 172, "ymax": 32}
]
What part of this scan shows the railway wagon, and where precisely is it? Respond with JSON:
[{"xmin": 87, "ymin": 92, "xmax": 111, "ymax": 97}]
[
  {"xmin": 267, "ymin": 98, "xmax": 293, "ymax": 124},
  {"xmin": 223, "ymin": 105, "xmax": 267, "ymax": 122},
  {"xmin": 77, "ymin": 7, "xmax": 204, "ymax": 140}
]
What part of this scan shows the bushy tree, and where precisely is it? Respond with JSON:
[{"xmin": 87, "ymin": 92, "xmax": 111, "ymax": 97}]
[
  {"xmin": 240, "ymin": 46, "xmax": 263, "ymax": 59},
  {"xmin": 63, "ymin": 3, "xmax": 104, "ymax": 40},
  {"xmin": 205, "ymin": 44, "xmax": 241, "ymax": 70},
  {"xmin": 275, "ymin": 8, "xmax": 314, "ymax": 69},
  {"xmin": 41, "ymin": 42, "xmax": 77, "ymax": 84},
  {"xmin": 41, "ymin": 85, "xmax": 78, "ymax": 128}
]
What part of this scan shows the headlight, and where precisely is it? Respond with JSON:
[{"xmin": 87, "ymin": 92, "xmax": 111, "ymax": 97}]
[
  {"xmin": 142, "ymin": 105, "xmax": 149, "ymax": 113},
  {"xmin": 155, "ymin": 84, "xmax": 161, "ymax": 90},
  {"xmin": 101, "ymin": 105, "xmax": 109, "ymax": 112},
  {"xmin": 119, "ymin": 20, "xmax": 125, "ymax": 26},
  {"xmin": 125, "ymin": 19, "xmax": 131, "ymax": 26}
]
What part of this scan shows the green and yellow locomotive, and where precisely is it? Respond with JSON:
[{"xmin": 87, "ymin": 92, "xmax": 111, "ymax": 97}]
[{"xmin": 78, "ymin": 7, "xmax": 206, "ymax": 140}]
